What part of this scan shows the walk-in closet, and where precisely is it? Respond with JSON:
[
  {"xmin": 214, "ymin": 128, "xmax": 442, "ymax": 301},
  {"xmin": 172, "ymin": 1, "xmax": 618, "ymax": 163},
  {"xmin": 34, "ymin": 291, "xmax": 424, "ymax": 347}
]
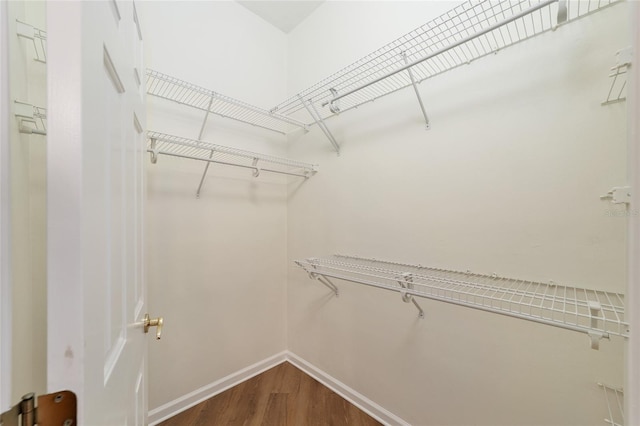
[{"xmin": 0, "ymin": 0, "xmax": 638, "ymax": 425}]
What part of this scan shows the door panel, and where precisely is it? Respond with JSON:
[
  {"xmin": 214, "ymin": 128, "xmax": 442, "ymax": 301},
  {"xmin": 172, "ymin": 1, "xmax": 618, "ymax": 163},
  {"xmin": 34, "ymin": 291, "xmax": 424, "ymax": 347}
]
[{"xmin": 47, "ymin": 1, "xmax": 146, "ymax": 424}]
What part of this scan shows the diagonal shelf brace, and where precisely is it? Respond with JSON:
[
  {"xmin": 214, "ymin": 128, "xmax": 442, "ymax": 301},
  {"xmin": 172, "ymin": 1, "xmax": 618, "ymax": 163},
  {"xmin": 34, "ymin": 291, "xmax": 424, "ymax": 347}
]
[
  {"xmin": 306, "ymin": 258, "xmax": 339, "ymax": 296},
  {"xmin": 402, "ymin": 52, "xmax": 430, "ymax": 130},
  {"xmin": 398, "ymin": 273, "xmax": 425, "ymax": 319},
  {"xmin": 298, "ymin": 95, "xmax": 340, "ymax": 155},
  {"xmin": 195, "ymin": 94, "xmax": 215, "ymax": 198}
]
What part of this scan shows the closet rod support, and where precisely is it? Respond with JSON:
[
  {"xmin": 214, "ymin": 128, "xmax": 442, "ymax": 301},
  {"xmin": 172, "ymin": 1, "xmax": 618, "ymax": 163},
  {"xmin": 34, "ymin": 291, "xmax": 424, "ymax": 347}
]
[
  {"xmin": 196, "ymin": 95, "xmax": 215, "ymax": 198},
  {"xmin": 402, "ymin": 52, "xmax": 430, "ymax": 130},
  {"xmin": 322, "ymin": 0, "xmax": 558, "ymax": 108},
  {"xmin": 398, "ymin": 273, "xmax": 425, "ymax": 319},
  {"xmin": 298, "ymin": 95, "xmax": 340, "ymax": 155},
  {"xmin": 149, "ymin": 138, "xmax": 158, "ymax": 164}
]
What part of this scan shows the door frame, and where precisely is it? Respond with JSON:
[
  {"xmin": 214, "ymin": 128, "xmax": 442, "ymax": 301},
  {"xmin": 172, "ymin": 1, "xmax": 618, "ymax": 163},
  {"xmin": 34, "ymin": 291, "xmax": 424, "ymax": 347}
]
[
  {"xmin": 0, "ymin": 0, "xmax": 12, "ymax": 412},
  {"xmin": 627, "ymin": 3, "xmax": 640, "ymax": 424}
]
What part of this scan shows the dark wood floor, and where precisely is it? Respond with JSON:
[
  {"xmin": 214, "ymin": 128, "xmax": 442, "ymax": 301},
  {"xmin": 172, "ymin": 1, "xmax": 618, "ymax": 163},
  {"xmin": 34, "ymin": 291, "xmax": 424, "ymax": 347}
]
[{"xmin": 159, "ymin": 361, "xmax": 382, "ymax": 426}]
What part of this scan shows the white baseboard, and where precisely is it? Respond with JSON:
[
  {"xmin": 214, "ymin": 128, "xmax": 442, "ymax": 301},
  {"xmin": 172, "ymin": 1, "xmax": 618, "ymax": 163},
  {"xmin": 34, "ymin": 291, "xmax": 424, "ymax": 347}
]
[
  {"xmin": 286, "ymin": 352, "xmax": 410, "ymax": 426},
  {"xmin": 147, "ymin": 351, "xmax": 288, "ymax": 426},
  {"xmin": 147, "ymin": 351, "xmax": 409, "ymax": 426}
]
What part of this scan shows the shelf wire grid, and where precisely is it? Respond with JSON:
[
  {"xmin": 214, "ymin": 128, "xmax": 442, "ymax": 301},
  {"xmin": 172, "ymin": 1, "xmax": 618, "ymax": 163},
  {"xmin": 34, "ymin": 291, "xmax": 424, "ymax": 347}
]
[
  {"xmin": 274, "ymin": 0, "xmax": 619, "ymax": 124},
  {"xmin": 598, "ymin": 383, "xmax": 624, "ymax": 426},
  {"xmin": 16, "ymin": 20, "xmax": 47, "ymax": 63},
  {"xmin": 147, "ymin": 131, "xmax": 318, "ymax": 179},
  {"xmin": 295, "ymin": 255, "xmax": 628, "ymax": 339},
  {"xmin": 146, "ymin": 69, "xmax": 307, "ymax": 135}
]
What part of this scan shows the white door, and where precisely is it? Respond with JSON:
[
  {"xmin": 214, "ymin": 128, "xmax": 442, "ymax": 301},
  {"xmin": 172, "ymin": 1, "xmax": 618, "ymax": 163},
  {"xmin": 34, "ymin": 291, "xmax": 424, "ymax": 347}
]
[{"xmin": 47, "ymin": 1, "xmax": 150, "ymax": 424}]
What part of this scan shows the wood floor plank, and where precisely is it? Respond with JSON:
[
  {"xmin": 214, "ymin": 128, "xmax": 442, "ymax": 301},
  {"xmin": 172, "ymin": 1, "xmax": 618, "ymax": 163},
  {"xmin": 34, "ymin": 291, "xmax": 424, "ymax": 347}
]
[{"xmin": 158, "ymin": 362, "xmax": 381, "ymax": 426}]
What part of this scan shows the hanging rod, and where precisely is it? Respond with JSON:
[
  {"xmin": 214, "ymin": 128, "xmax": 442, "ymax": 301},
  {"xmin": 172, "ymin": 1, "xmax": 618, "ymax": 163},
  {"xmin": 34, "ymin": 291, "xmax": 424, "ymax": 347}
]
[
  {"xmin": 295, "ymin": 255, "xmax": 628, "ymax": 349},
  {"xmin": 147, "ymin": 131, "xmax": 318, "ymax": 185},
  {"xmin": 146, "ymin": 69, "xmax": 307, "ymax": 135},
  {"xmin": 273, "ymin": 0, "xmax": 619, "ymax": 125},
  {"xmin": 14, "ymin": 101, "xmax": 46, "ymax": 135},
  {"xmin": 16, "ymin": 20, "xmax": 47, "ymax": 64}
]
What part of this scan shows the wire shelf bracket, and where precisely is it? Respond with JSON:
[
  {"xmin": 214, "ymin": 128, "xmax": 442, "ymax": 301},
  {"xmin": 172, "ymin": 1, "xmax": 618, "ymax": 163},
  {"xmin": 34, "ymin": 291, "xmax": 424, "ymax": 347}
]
[
  {"xmin": 305, "ymin": 258, "xmax": 339, "ymax": 297},
  {"xmin": 273, "ymin": 0, "xmax": 617, "ymax": 129},
  {"xmin": 147, "ymin": 131, "xmax": 318, "ymax": 196},
  {"xmin": 602, "ymin": 47, "xmax": 631, "ymax": 106},
  {"xmin": 298, "ymin": 95, "xmax": 340, "ymax": 155},
  {"xmin": 598, "ymin": 383, "xmax": 624, "ymax": 426},
  {"xmin": 146, "ymin": 69, "xmax": 308, "ymax": 135},
  {"xmin": 14, "ymin": 101, "xmax": 46, "ymax": 136},
  {"xmin": 16, "ymin": 20, "xmax": 46, "ymax": 64},
  {"xmin": 295, "ymin": 255, "xmax": 628, "ymax": 349},
  {"xmin": 402, "ymin": 51, "xmax": 430, "ymax": 130}
]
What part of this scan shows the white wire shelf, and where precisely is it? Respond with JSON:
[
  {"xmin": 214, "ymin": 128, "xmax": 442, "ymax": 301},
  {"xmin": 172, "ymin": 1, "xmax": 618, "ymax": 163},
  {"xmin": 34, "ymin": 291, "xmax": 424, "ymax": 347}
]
[
  {"xmin": 146, "ymin": 69, "xmax": 307, "ymax": 135},
  {"xmin": 16, "ymin": 19, "xmax": 47, "ymax": 63},
  {"xmin": 295, "ymin": 255, "xmax": 628, "ymax": 349},
  {"xmin": 147, "ymin": 131, "xmax": 318, "ymax": 180},
  {"xmin": 14, "ymin": 101, "xmax": 47, "ymax": 136},
  {"xmin": 598, "ymin": 383, "xmax": 624, "ymax": 426},
  {"xmin": 273, "ymin": 0, "xmax": 619, "ymax": 125}
]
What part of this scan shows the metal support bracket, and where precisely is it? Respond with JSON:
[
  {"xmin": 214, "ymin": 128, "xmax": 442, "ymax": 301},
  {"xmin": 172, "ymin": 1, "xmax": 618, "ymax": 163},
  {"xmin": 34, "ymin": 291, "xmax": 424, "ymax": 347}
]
[
  {"xmin": 402, "ymin": 52, "xmax": 430, "ymax": 130},
  {"xmin": 587, "ymin": 302, "xmax": 608, "ymax": 350},
  {"xmin": 149, "ymin": 137, "xmax": 158, "ymax": 164},
  {"xmin": 328, "ymin": 88, "xmax": 340, "ymax": 114},
  {"xmin": 252, "ymin": 158, "xmax": 261, "ymax": 177},
  {"xmin": 600, "ymin": 186, "xmax": 631, "ymax": 204},
  {"xmin": 195, "ymin": 94, "xmax": 215, "ymax": 198},
  {"xmin": 306, "ymin": 258, "xmax": 339, "ymax": 296},
  {"xmin": 298, "ymin": 95, "xmax": 340, "ymax": 155},
  {"xmin": 588, "ymin": 330, "xmax": 607, "ymax": 350},
  {"xmin": 397, "ymin": 273, "xmax": 425, "ymax": 319}
]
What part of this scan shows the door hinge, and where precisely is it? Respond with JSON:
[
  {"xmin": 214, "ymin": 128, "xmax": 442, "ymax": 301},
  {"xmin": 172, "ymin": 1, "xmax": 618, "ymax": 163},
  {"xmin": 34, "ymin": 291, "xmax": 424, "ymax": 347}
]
[
  {"xmin": 0, "ymin": 391, "xmax": 76, "ymax": 426},
  {"xmin": 600, "ymin": 186, "xmax": 631, "ymax": 205}
]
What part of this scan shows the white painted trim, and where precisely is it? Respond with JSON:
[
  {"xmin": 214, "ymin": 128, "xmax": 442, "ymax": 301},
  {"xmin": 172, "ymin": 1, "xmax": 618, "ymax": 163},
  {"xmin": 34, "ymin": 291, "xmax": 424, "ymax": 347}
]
[
  {"xmin": 148, "ymin": 351, "xmax": 409, "ymax": 426},
  {"xmin": 147, "ymin": 351, "xmax": 288, "ymax": 426},
  {"xmin": 0, "ymin": 0, "xmax": 12, "ymax": 411},
  {"xmin": 626, "ymin": 2, "xmax": 640, "ymax": 424},
  {"xmin": 286, "ymin": 352, "xmax": 410, "ymax": 426}
]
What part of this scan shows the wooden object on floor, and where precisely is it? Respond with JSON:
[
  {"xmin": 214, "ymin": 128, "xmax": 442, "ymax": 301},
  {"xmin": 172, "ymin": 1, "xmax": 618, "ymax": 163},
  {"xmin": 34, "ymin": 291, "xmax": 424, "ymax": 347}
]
[{"xmin": 158, "ymin": 361, "xmax": 382, "ymax": 426}]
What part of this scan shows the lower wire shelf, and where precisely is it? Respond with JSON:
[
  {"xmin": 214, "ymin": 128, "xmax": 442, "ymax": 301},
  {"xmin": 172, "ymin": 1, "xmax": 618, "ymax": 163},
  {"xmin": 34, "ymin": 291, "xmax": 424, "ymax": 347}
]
[
  {"xmin": 295, "ymin": 255, "xmax": 628, "ymax": 349},
  {"xmin": 147, "ymin": 131, "xmax": 318, "ymax": 179}
]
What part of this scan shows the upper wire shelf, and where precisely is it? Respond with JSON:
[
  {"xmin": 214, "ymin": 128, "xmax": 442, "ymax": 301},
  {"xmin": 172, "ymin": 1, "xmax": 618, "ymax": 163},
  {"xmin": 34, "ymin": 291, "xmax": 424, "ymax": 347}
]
[
  {"xmin": 147, "ymin": 131, "xmax": 318, "ymax": 179},
  {"xmin": 16, "ymin": 19, "xmax": 46, "ymax": 63},
  {"xmin": 295, "ymin": 255, "xmax": 628, "ymax": 349},
  {"xmin": 273, "ymin": 0, "xmax": 620, "ymax": 125},
  {"xmin": 146, "ymin": 69, "xmax": 307, "ymax": 135}
]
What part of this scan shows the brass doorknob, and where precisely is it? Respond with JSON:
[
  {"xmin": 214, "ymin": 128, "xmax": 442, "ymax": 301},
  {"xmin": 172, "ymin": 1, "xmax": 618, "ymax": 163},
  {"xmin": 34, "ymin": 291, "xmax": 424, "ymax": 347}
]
[{"xmin": 144, "ymin": 314, "xmax": 164, "ymax": 340}]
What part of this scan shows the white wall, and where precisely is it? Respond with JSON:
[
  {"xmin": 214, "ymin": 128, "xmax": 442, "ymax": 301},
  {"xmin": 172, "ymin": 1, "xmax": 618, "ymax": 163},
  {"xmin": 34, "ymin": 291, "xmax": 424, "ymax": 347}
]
[
  {"xmin": 6, "ymin": 0, "xmax": 47, "ymax": 403},
  {"xmin": 286, "ymin": 2, "xmax": 628, "ymax": 425},
  {"xmin": 137, "ymin": 1, "xmax": 291, "ymax": 411}
]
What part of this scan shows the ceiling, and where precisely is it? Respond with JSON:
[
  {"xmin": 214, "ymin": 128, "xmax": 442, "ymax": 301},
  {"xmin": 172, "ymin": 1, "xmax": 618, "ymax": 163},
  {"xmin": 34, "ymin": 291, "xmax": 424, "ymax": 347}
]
[{"xmin": 236, "ymin": 1, "xmax": 325, "ymax": 34}]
